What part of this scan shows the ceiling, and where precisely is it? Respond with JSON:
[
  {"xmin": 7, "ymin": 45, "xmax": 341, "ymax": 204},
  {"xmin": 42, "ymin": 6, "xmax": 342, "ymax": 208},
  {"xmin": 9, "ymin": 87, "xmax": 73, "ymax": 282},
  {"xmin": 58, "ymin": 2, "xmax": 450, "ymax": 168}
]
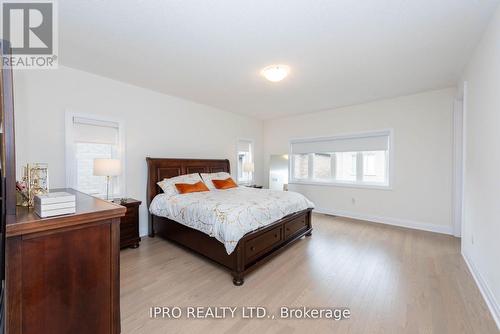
[{"xmin": 59, "ymin": 0, "xmax": 499, "ymax": 119}]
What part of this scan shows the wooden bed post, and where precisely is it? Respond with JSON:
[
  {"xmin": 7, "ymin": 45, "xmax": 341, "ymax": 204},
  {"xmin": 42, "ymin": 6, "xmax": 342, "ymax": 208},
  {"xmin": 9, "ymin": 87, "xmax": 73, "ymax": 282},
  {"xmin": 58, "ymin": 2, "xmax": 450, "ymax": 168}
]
[
  {"xmin": 146, "ymin": 157, "xmax": 155, "ymax": 237},
  {"xmin": 148, "ymin": 214, "xmax": 155, "ymax": 237},
  {"xmin": 305, "ymin": 210, "xmax": 313, "ymax": 236},
  {"xmin": 232, "ymin": 243, "xmax": 245, "ymax": 286}
]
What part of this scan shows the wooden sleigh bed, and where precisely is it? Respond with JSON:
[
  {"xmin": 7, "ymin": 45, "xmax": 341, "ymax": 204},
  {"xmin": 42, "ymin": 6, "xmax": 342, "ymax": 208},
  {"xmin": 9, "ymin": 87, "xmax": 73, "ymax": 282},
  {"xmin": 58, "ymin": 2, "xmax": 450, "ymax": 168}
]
[{"xmin": 146, "ymin": 157, "xmax": 313, "ymax": 286}]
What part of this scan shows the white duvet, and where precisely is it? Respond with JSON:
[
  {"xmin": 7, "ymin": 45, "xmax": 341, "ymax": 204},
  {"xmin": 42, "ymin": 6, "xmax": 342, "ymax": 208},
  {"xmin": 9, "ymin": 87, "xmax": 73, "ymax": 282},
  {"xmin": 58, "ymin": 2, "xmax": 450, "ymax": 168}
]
[{"xmin": 149, "ymin": 187, "xmax": 314, "ymax": 254}]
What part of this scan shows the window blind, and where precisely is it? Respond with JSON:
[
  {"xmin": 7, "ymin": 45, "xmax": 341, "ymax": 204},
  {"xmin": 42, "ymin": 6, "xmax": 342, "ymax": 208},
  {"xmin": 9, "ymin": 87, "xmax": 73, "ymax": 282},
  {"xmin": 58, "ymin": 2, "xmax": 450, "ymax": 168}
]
[
  {"xmin": 237, "ymin": 140, "xmax": 252, "ymax": 153},
  {"xmin": 290, "ymin": 132, "xmax": 389, "ymax": 154},
  {"xmin": 73, "ymin": 117, "xmax": 119, "ymax": 145}
]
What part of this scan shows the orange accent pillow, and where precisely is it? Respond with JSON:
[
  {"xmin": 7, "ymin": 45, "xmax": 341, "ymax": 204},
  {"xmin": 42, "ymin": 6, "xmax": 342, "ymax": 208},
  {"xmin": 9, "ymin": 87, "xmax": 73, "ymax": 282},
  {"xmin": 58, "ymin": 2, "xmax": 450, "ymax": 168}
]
[
  {"xmin": 212, "ymin": 177, "xmax": 238, "ymax": 190},
  {"xmin": 175, "ymin": 181, "xmax": 209, "ymax": 194}
]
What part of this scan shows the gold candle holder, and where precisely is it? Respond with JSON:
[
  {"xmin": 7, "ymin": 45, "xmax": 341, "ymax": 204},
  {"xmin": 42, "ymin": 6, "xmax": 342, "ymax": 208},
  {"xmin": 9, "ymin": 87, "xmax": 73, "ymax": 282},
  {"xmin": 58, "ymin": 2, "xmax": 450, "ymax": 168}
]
[{"xmin": 22, "ymin": 163, "xmax": 49, "ymax": 207}]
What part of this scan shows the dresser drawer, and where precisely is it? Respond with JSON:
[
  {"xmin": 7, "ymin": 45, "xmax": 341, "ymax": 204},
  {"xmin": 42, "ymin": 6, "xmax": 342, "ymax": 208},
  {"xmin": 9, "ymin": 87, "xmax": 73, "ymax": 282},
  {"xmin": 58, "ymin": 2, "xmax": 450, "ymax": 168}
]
[
  {"xmin": 125, "ymin": 206, "xmax": 138, "ymax": 217},
  {"xmin": 284, "ymin": 214, "xmax": 308, "ymax": 238},
  {"xmin": 245, "ymin": 226, "xmax": 282, "ymax": 262},
  {"xmin": 121, "ymin": 214, "xmax": 137, "ymax": 226},
  {"xmin": 120, "ymin": 222, "xmax": 138, "ymax": 238}
]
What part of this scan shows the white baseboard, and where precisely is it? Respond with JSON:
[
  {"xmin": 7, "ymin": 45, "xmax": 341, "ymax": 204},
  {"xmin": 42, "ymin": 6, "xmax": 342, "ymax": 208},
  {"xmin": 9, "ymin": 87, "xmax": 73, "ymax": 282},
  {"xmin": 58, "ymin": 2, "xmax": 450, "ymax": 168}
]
[
  {"xmin": 314, "ymin": 207, "xmax": 454, "ymax": 235},
  {"xmin": 462, "ymin": 250, "xmax": 500, "ymax": 330}
]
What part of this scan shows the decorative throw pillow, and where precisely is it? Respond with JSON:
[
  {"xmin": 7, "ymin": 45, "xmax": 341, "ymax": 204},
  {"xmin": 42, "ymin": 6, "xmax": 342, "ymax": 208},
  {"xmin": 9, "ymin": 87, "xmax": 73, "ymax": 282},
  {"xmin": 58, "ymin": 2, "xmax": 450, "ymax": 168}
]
[
  {"xmin": 175, "ymin": 181, "xmax": 210, "ymax": 194},
  {"xmin": 200, "ymin": 172, "xmax": 234, "ymax": 190},
  {"xmin": 212, "ymin": 177, "xmax": 238, "ymax": 190},
  {"xmin": 157, "ymin": 173, "xmax": 203, "ymax": 197}
]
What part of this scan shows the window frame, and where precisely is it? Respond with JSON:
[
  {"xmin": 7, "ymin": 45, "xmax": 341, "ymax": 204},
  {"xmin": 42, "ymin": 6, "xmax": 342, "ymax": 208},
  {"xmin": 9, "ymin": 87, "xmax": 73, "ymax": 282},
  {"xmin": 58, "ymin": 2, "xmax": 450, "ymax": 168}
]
[
  {"xmin": 289, "ymin": 130, "xmax": 394, "ymax": 190},
  {"xmin": 236, "ymin": 138, "xmax": 254, "ymax": 185},
  {"xmin": 65, "ymin": 111, "xmax": 126, "ymax": 197}
]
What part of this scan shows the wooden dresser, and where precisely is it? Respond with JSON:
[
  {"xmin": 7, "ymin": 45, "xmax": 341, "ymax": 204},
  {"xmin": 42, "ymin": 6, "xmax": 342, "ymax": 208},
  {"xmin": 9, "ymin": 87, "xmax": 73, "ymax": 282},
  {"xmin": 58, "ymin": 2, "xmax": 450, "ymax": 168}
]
[{"xmin": 6, "ymin": 189, "xmax": 126, "ymax": 334}]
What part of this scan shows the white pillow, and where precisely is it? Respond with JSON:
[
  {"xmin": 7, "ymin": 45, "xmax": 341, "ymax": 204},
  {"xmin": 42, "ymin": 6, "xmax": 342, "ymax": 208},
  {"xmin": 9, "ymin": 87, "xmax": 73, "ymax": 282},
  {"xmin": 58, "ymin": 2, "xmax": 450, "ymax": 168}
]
[
  {"xmin": 157, "ymin": 173, "xmax": 203, "ymax": 197},
  {"xmin": 200, "ymin": 172, "xmax": 234, "ymax": 190}
]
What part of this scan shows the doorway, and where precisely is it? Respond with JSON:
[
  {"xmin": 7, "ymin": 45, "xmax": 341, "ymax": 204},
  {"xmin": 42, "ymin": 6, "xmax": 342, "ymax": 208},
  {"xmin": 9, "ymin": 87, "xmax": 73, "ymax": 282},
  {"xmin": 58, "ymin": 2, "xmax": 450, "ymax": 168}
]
[{"xmin": 269, "ymin": 154, "xmax": 289, "ymax": 191}]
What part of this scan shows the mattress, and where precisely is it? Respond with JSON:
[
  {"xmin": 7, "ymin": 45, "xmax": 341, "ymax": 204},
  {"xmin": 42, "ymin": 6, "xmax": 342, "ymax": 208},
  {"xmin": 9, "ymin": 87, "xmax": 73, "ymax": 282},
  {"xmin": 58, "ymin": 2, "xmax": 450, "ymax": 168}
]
[{"xmin": 149, "ymin": 187, "xmax": 314, "ymax": 254}]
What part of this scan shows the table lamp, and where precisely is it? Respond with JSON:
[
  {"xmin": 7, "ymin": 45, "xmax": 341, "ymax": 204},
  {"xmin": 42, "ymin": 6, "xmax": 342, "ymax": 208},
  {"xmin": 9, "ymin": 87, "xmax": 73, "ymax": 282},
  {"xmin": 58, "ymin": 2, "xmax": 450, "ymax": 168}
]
[{"xmin": 93, "ymin": 158, "xmax": 121, "ymax": 200}]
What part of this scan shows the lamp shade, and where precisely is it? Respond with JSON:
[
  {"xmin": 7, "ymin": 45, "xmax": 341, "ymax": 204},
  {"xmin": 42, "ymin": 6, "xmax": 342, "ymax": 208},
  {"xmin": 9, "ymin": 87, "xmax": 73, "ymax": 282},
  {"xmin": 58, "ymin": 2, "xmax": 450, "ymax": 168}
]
[
  {"xmin": 242, "ymin": 162, "xmax": 254, "ymax": 173},
  {"xmin": 93, "ymin": 159, "xmax": 121, "ymax": 176}
]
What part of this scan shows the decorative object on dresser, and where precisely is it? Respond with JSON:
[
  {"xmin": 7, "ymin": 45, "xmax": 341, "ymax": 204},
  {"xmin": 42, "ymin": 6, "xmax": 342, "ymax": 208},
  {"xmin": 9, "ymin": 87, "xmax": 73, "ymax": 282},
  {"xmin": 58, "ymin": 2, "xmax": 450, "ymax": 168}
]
[
  {"xmin": 6, "ymin": 189, "xmax": 126, "ymax": 334},
  {"xmin": 93, "ymin": 158, "xmax": 121, "ymax": 200},
  {"xmin": 114, "ymin": 198, "xmax": 142, "ymax": 249},
  {"xmin": 15, "ymin": 180, "xmax": 29, "ymax": 207},
  {"xmin": 146, "ymin": 158, "xmax": 313, "ymax": 286},
  {"xmin": 18, "ymin": 163, "xmax": 49, "ymax": 207},
  {"xmin": 34, "ymin": 191, "xmax": 76, "ymax": 218}
]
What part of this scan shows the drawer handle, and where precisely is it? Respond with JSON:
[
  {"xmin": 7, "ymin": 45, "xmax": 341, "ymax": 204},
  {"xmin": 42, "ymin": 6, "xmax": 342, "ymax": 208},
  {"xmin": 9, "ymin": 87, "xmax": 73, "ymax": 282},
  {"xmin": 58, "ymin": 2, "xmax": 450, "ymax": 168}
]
[
  {"xmin": 274, "ymin": 234, "xmax": 278, "ymax": 238},
  {"xmin": 286, "ymin": 228, "xmax": 290, "ymax": 231},
  {"xmin": 250, "ymin": 246, "xmax": 255, "ymax": 251}
]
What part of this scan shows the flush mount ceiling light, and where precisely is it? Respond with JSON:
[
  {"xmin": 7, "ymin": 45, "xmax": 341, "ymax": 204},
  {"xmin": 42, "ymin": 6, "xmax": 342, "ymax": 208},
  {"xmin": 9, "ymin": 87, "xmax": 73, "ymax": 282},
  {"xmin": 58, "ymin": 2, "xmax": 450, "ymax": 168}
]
[{"xmin": 261, "ymin": 64, "xmax": 290, "ymax": 82}]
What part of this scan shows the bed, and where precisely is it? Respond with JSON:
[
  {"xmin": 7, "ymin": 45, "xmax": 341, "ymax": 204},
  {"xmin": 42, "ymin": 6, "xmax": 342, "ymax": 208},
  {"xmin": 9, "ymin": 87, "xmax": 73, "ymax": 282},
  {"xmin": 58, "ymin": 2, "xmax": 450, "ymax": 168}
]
[{"xmin": 146, "ymin": 157, "xmax": 314, "ymax": 285}]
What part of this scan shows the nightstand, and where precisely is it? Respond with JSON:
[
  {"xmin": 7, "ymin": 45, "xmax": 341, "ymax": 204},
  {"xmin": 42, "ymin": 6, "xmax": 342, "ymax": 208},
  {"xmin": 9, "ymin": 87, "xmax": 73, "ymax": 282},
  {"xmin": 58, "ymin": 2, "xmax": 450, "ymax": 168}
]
[
  {"xmin": 115, "ymin": 198, "xmax": 142, "ymax": 249},
  {"xmin": 245, "ymin": 185, "xmax": 263, "ymax": 189}
]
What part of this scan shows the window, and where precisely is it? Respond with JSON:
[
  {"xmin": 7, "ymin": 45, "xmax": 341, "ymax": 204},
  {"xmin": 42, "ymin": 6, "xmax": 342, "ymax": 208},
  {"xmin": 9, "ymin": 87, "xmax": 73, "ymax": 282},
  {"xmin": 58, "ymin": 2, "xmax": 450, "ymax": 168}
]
[
  {"xmin": 237, "ymin": 139, "xmax": 254, "ymax": 184},
  {"xmin": 362, "ymin": 151, "xmax": 386, "ymax": 183},
  {"xmin": 289, "ymin": 131, "xmax": 391, "ymax": 188},
  {"xmin": 335, "ymin": 151, "xmax": 357, "ymax": 182},
  {"xmin": 66, "ymin": 113, "xmax": 125, "ymax": 199},
  {"xmin": 312, "ymin": 153, "xmax": 331, "ymax": 180},
  {"xmin": 293, "ymin": 153, "xmax": 309, "ymax": 179}
]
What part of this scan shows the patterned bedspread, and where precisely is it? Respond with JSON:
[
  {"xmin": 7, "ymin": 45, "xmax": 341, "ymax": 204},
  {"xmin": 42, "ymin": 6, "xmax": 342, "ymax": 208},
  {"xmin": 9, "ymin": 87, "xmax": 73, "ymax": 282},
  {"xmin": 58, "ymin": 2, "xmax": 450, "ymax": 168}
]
[{"xmin": 149, "ymin": 187, "xmax": 314, "ymax": 254}]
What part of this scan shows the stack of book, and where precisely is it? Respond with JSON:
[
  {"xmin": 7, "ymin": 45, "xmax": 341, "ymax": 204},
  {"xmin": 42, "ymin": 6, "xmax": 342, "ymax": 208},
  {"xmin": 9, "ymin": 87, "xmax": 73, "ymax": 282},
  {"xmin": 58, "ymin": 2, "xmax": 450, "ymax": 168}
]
[{"xmin": 34, "ymin": 192, "xmax": 76, "ymax": 218}]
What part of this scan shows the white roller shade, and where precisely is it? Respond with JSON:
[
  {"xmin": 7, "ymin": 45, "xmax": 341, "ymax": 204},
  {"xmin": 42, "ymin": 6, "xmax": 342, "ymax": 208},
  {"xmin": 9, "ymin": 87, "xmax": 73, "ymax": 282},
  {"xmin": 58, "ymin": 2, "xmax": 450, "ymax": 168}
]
[
  {"xmin": 291, "ymin": 132, "xmax": 389, "ymax": 154},
  {"xmin": 238, "ymin": 140, "xmax": 252, "ymax": 153},
  {"xmin": 73, "ymin": 117, "xmax": 119, "ymax": 145}
]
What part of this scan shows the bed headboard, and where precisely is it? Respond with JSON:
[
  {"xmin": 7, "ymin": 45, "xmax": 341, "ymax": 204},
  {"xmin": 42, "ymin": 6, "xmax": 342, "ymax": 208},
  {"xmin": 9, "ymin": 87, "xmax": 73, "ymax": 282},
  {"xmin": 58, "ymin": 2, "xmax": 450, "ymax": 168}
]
[{"xmin": 146, "ymin": 157, "xmax": 230, "ymax": 207}]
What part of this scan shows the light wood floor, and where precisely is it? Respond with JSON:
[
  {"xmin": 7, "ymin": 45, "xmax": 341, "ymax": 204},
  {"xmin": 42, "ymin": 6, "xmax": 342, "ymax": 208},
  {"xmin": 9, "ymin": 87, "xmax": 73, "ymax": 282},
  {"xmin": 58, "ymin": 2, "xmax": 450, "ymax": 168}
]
[{"xmin": 120, "ymin": 213, "xmax": 499, "ymax": 334}]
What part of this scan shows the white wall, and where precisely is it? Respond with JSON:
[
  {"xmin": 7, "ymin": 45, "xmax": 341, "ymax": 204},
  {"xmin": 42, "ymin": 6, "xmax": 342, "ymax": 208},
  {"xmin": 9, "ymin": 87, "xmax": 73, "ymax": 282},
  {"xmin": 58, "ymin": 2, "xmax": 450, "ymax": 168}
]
[
  {"xmin": 264, "ymin": 88, "xmax": 455, "ymax": 233},
  {"xmin": 14, "ymin": 66, "xmax": 264, "ymax": 236},
  {"xmin": 461, "ymin": 4, "xmax": 500, "ymax": 328}
]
